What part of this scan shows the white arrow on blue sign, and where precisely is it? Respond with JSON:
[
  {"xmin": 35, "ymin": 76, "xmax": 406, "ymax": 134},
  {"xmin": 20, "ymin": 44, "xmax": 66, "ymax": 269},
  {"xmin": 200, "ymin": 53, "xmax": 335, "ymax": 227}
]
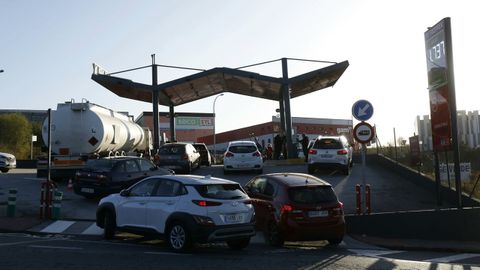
[{"xmin": 352, "ymin": 100, "xmax": 374, "ymax": 121}]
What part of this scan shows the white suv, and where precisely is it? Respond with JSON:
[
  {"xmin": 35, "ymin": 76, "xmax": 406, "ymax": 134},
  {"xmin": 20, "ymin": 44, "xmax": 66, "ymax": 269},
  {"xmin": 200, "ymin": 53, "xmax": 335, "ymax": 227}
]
[
  {"xmin": 96, "ymin": 175, "xmax": 256, "ymax": 252},
  {"xmin": 307, "ymin": 136, "xmax": 353, "ymax": 175},
  {"xmin": 223, "ymin": 141, "xmax": 263, "ymax": 174}
]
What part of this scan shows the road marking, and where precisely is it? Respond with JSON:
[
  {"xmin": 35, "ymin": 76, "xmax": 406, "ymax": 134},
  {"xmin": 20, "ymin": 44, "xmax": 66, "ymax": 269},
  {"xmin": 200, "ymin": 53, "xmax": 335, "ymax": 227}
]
[
  {"xmin": 144, "ymin": 251, "xmax": 189, "ymax": 256},
  {"xmin": 40, "ymin": 221, "xmax": 75, "ymax": 233},
  {"xmin": 430, "ymin": 253, "xmax": 480, "ymax": 263},
  {"xmin": 24, "ymin": 177, "xmax": 46, "ymax": 181},
  {"xmin": 349, "ymin": 248, "xmax": 404, "ymax": 257},
  {"xmin": 82, "ymin": 223, "xmax": 104, "ymax": 235},
  {"xmin": 29, "ymin": 245, "xmax": 83, "ymax": 250}
]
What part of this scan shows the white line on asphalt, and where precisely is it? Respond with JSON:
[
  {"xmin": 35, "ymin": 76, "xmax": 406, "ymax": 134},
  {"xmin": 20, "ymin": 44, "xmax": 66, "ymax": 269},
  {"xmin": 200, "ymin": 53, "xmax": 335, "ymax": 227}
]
[
  {"xmin": 40, "ymin": 221, "xmax": 75, "ymax": 233},
  {"xmin": 24, "ymin": 177, "xmax": 46, "ymax": 181},
  {"xmin": 29, "ymin": 245, "xmax": 83, "ymax": 250},
  {"xmin": 349, "ymin": 248, "xmax": 404, "ymax": 257},
  {"xmin": 430, "ymin": 253, "xmax": 480, "ymax": 263},
  {"xmin": 144, "ymin": 251, "xmax": 189, "ymax": 256},
  {"xmin": 82, "ymin": 223, "xmax": 104, "ymax": 235}
]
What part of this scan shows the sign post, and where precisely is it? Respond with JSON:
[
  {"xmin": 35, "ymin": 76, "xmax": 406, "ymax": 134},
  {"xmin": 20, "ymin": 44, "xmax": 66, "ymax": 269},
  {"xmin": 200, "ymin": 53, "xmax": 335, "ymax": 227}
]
[
  {"xmin": 352, "ymin": 100, "xmax": 374, "ymax": 214},
  {"xmin": 424, "ymin": 18, "xmax": 462, "ymax": 208}
]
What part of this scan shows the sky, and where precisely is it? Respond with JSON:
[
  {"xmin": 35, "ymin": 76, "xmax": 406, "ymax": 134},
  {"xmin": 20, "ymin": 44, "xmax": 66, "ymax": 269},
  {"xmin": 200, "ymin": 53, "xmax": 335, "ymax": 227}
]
[{"xmin": 1, "ymin": 0, "xmax": 479, "ymax": 145}]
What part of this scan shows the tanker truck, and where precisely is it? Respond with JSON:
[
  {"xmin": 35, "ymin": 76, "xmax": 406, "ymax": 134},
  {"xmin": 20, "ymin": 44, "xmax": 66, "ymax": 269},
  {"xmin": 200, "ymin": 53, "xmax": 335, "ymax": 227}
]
[{"xmin": 37, "ymin": 100, "xmax": 152, "ymax": 180}]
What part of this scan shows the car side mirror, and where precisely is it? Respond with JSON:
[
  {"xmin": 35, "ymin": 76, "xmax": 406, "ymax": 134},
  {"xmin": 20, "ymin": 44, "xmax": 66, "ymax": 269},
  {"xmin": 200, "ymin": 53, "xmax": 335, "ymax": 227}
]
[{"xmin": 120, "ymin": 189, "xmax": 130, "ymax": 197}]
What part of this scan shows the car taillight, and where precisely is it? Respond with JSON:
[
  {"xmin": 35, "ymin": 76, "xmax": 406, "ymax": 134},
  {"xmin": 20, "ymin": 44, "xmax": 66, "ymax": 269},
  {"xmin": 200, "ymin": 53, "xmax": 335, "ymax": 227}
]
[
  {"xmin": 225, "ymin": 152, "xmax": 234, "ymax": 157},
  {"xmin": 309, "ymin": 149, "xmax": 317, "ymax": 155},
  {"xmin": 192, "ymin": 200, "xmax": 223, "ymax": 207},
  {"xmin": 337, "ymin": 149, "xmax": 348, "ymax": 155},
  {"xmin": 331, "ymin": 202, "xmax": 344, "ymax": 217},
  {"xmin": 281, "ymin": 204, "xmax": 293, "ymax": 214},
  {"xmin": 252, "ymin": 151, "xmax": 261, "ymax": 157}
]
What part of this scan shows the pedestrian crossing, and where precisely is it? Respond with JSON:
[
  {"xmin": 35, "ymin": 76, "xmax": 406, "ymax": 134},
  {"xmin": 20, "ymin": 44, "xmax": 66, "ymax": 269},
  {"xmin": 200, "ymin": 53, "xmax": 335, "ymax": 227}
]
[{"xmin": 31, "ymin": 220, "xmax": 104, "ymax": 236}]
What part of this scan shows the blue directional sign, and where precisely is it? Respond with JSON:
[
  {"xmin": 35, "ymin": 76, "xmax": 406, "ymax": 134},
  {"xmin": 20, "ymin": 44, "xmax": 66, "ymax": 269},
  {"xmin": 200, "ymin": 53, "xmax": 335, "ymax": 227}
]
[{"xmin": 352, "ymin": 100, "xmax": 374, "ymax": 121}]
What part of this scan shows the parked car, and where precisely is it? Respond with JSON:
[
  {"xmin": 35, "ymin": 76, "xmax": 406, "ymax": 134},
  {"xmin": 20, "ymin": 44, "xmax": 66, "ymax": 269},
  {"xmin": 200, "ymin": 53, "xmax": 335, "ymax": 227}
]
[
  {"xmin": 0, "ymin": 152, "xmax": 16, "ymax": 173},
  {"xmin": 74, "ymin": 156, "xmax": 171, "ymax": 198},
  {"xmin": 192, "ymin": 143, "xmax": 213, "ymax": 166},
  {"xmin": 96, "ymin": 174, "xmax": 256, "ymax": 252},
  {"xmin": 223, "ymin": 141, "xmax": 263, "ymax": 174},
  {"xmin": 157, "ymin": 143, "xmax": 201, "ymax": 173},
  {"xmin": 244, "ymin": 173, "xmax": 345, "ymax": 247},
  {"xmin": 307, "ymin": 135, "xmax": 353, "ymax": 175}
]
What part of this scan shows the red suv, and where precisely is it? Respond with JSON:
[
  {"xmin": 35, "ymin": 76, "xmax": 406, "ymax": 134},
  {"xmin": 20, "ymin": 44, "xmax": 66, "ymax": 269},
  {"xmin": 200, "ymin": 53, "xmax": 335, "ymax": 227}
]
[{"xmin": 244, "ymin": 173, "xmax": 345, "ymax": 247}]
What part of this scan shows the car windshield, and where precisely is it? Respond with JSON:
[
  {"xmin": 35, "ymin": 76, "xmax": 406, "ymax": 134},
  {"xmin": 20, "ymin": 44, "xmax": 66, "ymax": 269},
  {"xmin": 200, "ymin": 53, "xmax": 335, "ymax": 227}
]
[
  {"xmin": 314, "ymin": 139, "xmax": 342, "ymax": 150},
  {"xmin": 288, "ymin": 186, "xmax": 337, "ymax": 204},
  {"xmin": 159, "ymin": 145, "xmax": 185, "ymax": 155},
  {"xmin": 194, "ymin": 184, "xmax": 248, "ymax": 200},
  {"xmin": 228, "ymin": 145, "xmax": 257, "ymax": 153},
  {"xmin": 84, "ymin": 159, "xmax": 114, "ymax": 172}
]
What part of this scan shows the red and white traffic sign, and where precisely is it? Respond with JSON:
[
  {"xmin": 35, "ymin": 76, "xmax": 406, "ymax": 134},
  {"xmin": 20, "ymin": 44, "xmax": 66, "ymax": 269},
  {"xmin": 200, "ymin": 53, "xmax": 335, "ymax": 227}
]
[{"xmin": 353, "ymin": 122, "xmax": 375, "ymax": 144}]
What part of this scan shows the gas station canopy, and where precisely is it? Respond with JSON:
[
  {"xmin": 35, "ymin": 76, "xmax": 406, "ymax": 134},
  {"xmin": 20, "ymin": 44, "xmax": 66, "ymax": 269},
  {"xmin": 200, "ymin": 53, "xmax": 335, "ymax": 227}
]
[{"xmin": 92, "ymin": 60, "xmax": 349, "ymax": 106}]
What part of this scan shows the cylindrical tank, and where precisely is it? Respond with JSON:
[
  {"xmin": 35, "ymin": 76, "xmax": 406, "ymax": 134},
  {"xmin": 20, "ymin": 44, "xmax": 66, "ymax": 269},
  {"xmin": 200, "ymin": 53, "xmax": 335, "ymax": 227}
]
[{"xmin": 42, "ymin": 101, "xmax": 150, "ymax": 155}]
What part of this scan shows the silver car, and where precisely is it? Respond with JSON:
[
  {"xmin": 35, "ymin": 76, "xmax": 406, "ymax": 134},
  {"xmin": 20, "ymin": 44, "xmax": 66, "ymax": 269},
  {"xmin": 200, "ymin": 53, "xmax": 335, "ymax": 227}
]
[
  {"xmin": 307, "ymin": 136, "xmax": 353, "ymax": 175},
  {"xmin": 0, "ymin": 152, "xmax": 16, "ymax": 173}
]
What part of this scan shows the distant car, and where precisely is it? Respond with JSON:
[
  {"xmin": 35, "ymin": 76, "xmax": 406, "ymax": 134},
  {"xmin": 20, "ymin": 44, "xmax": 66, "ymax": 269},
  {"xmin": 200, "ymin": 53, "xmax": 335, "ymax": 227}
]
[
  {"xmin": 96, "ymin": 174, "xmax": 256, "ymax": 252},
  {"xmin": 74, "ymin": 156, "xmax": 171, "ymax": 198},
  {"xmin": 244, "ymin": 173, "xmax": 345, "ymax": 247},
  {"xmin": 192, "ymin": 143, "xmax": 213, "ymax": 166},
  {"xmin": 223, "ymin": 141, "xmax": 263, "ymax": 174},
  {"xmin": 0, "ymin": 152, "xmax": 16, "ymax": 173},
  {"xmin": 307, "ymin": 136, "xmax": 353, "ymax": 175},
  {"xmin": 157, "ymin": 143, "xmax": 201, "ymax": 173}
]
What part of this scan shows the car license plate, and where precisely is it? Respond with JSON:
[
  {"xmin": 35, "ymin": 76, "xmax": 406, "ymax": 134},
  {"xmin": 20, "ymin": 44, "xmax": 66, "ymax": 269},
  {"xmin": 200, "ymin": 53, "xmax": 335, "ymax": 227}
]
[
  {"xmin": 308, "ymin": 210, "xmax": 328, "ymax": 218},
  {"xmin": 225, "ymin": 214, "xmax": 244, "ymax": 224},
  {"xmin": 238, "ymin": 163, "xmax": 250, "ymax": 168},
  {"xmin": 320, "ymin": 154, "xmax": 333, "ymax": 158},
  {"xmin": 81, "ymin": 188, "xmax": 94, "ymax": 194}
]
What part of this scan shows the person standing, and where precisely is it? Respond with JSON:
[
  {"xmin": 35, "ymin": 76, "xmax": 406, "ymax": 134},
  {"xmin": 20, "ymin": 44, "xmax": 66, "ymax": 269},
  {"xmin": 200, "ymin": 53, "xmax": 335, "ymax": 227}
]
[
  {"xmin": 273, "ymin": 134, "xmax": 282, "ymax": 160},
  {"xmin": 300, "ymin": 133, "xmax": 309, "ymax": 161}
]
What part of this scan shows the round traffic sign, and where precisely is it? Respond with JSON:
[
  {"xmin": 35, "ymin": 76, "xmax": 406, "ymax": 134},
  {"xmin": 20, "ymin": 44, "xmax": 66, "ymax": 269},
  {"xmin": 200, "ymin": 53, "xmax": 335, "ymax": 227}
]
[
  {"xmin": 353, "ymin": 122, "xmax": 375, "ymax": 144},
  {"xmin": 352, "ymin": 100, "xmax": 374, "ymax": 121}
]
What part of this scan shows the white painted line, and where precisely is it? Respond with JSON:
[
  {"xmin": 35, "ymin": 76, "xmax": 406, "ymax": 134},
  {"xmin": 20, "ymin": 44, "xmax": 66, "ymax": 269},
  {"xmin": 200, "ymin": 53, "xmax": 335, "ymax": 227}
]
[
  {"xmin": 24, "ymin": 177, "xmax": 47, "ymax": 181},
  {"xmin": 349, "ymin": 249, "xmax": 404, "ymax": 258},
  {"xmin": 144, "ymin": 251, "xmax": 189, "ymax": 256},
  {"xmin": 29, "ymin": 245, "xmax": 83, "ymax": 250},
  {"xmin": 430, "ymin": 253, "xmax": 480, "ymax": 263},
  {"xmin": 40, "ymin": 221, "xmax": 75, "ymax": 233},
  {"xmin": 82, "ymin": 223, "xmax": 104, "ymax": 235}
]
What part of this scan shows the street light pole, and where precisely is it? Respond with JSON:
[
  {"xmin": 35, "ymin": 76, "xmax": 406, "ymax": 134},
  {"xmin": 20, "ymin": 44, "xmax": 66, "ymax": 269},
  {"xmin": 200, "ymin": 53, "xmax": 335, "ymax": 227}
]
[{"xmin": 213, "ymin": 93, "xmax": 224, "ymax": 163}]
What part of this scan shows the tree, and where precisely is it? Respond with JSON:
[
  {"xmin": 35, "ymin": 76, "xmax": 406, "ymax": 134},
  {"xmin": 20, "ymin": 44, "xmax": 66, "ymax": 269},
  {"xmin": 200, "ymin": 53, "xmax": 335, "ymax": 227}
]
[{"xmin": 0, "ymin": 113, "xmax": 32, "ymax": 159}]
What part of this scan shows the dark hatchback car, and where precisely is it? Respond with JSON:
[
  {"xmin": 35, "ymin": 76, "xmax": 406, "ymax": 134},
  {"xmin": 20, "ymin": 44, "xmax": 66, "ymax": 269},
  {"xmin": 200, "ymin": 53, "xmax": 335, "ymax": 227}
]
[
  {"xmin": 156, "ymin": 143, "xmax": 201, "ymax": 173},
  {"xmin": 244, "ymin": 173, "xmax": 345, "ymax": 247},
  {"xmin": 74, "ymin": 156, "xmax": 171, "ymax": 198},
  {"xmin": 193, "ymin": 143, "xmax": 213, "ymax": 166}
]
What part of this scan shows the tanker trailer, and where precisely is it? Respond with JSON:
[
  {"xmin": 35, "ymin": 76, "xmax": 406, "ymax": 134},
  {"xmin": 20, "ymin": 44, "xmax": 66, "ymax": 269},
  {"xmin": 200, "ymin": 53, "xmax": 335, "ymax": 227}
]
[{"xmin": 37, "ymin": 101, "xmax": 152, "ymax": 180}]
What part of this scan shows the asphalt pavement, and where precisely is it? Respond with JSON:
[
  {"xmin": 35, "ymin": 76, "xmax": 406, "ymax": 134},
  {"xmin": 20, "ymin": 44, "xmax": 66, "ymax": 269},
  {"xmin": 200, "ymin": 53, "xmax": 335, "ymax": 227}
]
[{"xmin": 0, "ymin": 163, "xmax": 479, "ymax": 254}]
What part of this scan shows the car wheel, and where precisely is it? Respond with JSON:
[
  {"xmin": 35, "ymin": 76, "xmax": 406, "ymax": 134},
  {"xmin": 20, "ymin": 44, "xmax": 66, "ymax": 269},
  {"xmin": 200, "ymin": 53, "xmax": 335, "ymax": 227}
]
[
  {"xmin": 342, "ymin": 166, "xmax": 350, "ymax": 175},
  {"xmin": 226, "ymin": 237, "xmax": 250, "ymax": 250},
  {"xmin": 0, "ymin": 168, "xmax": 9, "ymax": 173},
  {"xmin": 307, "ymin": 165, "xmax": 315, "ymax": 174},
  {"xmin": 328, "ymin": 237, "xmax": 343, "ymax": 246},
  {"xmin": 266, "ymin": 221, "xmax": 284, "ymax": 247},
  {"xmin": 167, "ymin": 222, "xmax": 192, "ymax": 252},
  {"xmin": 103, "ymin": 210, "xmax": 116, "ymax": 240}
]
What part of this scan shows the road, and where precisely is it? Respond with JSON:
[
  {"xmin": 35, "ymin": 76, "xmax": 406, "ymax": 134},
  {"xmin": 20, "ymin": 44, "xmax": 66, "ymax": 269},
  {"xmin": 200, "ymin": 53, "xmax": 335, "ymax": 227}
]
[
  {"xmin": 0, "ymin": 232, "xmax": 478, "ymax": 270},
  {"xmin": 0, "ymin": 163, "xmax": 476, "ymax": 269}
]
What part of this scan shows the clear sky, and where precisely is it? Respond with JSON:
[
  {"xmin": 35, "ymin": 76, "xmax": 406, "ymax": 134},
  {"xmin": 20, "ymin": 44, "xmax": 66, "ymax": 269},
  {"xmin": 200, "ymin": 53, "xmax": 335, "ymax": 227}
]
[{"xmin": 1, "ymin": 1, "xmax": 478, "ymax": 145}]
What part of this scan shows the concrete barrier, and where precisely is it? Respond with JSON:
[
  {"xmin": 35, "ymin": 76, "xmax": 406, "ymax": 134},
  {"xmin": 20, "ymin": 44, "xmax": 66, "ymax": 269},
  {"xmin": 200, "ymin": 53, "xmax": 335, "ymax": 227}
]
[{"xmin": 346, "ymin": 207, "xmax": 480, "ymax": 241}]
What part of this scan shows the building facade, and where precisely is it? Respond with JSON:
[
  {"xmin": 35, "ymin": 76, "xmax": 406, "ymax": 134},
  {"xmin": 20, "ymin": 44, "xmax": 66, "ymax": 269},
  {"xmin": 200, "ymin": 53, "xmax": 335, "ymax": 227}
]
[
  {"xmin": 198, "ymin": 116, "xmax": 353, "ymax": 153},
  {"xmin": 135, "ymin": 112, "xmax": 214, "ymax": 143}
]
